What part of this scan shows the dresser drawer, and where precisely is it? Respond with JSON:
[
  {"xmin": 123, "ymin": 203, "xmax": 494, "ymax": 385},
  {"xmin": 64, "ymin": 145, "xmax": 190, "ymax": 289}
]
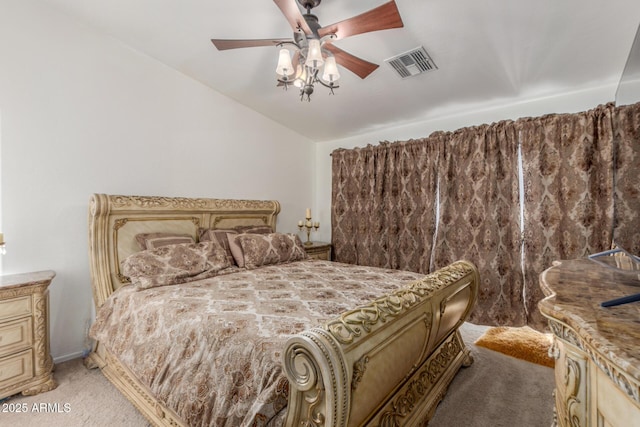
[
  {"xmin": 303, "ymin": 243, "xmax": 332, "ymax": 261},
  {"xmin": 308, "ymin": 251, "xmax": 330, "ymax": 260},
  {"xmin": 0, "ymin": 296, "xmax": 32, "ymax": 322},
  {"xmin": 0, "ymin": 349, "xmax": 33, "ymax": 390},
  {"xmin": 0, "ymin": 318, "xmax": 33, "ymax": 357}
]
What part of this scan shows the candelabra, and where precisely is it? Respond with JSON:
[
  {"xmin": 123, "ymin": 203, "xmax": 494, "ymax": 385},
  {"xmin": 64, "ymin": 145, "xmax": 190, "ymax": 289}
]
[{"xmin": 298, "ymin": 208, "xmax": 319, "ymax": 246}]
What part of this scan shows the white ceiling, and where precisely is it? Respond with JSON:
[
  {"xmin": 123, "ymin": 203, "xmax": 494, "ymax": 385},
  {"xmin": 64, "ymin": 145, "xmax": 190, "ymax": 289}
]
[{"xmin": 38, "ymin": 0, "xmax": 640, "ymax": 142}]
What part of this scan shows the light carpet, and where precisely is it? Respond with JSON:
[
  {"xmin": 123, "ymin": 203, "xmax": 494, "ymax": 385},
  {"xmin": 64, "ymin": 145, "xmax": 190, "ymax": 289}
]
[
  {"xmin": 0, "ymin": 323, "xmax": 554, "ymax": 426},
  {"xmin": 474, "ymin": 325, "xmax": 555, "ymax": 368}
]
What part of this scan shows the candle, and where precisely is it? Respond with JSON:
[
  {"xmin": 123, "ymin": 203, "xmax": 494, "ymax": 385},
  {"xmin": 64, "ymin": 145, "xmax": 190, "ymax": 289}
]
[
  {"xmin": 305, "ymin": 208, "xmax": 311, "ymax": 219},
  {"xmin": 314, "ymin": 222, "xmax": 320, "ymax": 228},
  {"xmin": 298, "ymin": 220, "xmax": 303, "ymax": 227},
  {"xmin": 306, "ymin": 220, "xmax": 312, "ymax": 228}
]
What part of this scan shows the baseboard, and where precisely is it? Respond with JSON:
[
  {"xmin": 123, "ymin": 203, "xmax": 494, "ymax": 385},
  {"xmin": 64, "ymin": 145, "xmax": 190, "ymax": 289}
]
[{"xmin": 53, "ymin": 351, "xmax": 84, "ymax": 364}]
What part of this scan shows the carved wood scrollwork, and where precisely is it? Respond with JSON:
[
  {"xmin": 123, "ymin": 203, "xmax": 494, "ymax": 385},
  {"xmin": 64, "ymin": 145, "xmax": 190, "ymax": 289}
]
[
  {"xmin": 212, "ymin": 215, "xmax": 269, "ymax": 227},
  {"xmin": 284, "ymin": 328, "xmax": 350, "ymax": 427},
  {"xmin": 549, "ymin": 318, "xmax": 640, "ymax": 406},
  {"xmin": 326, "ymin": 262, "xmax": 474, "ymax": 345},
  {"xmin": 379, "ymin": 337, "xmax": 462, "ymax": 426},
  {"xmin": 302, "ymin": 384, "xmax": 325, "ymax": 427},
  {"xmin": 552, "ymin": 389, "xmax": 559, "ymax": 427},
  {"xmin": 109, "ymin": 194, "xmax": 278, "ymax": 211},
  {"xmin": 352, "ymin": 355, "xmax": 369, "ymax": 391},
  {"xmin": 549, "ymin": 338, "xmax": 561, "ymax": 360},
  {"xmin": 32, "ymin": 292, "xmax": 49, "ymax": 373},
  {"xmin": 114, "ymin": 218, "xmax": 128, "ymax": 230},
  {"xmin": 284, "ymin": 340, "xmax": 326, "ymax": 426},
  {"xmin": 0, "ymin": 284, "xmax": 48, "ymax": 299},
  {"xmin": 326, "ymin": 294, "xmax": 410, "ymax": 345},
  {"xmin": 117, "ymin": 273, "xmax": 131, "ymax": 284},
  {"xmin": 564, "ymin": 357, "xmax": 582, "ymax": 427}
]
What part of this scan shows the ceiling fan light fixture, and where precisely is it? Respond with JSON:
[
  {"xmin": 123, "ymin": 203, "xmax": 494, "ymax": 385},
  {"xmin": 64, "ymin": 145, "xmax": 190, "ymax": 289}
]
[
  {"xmin": 293, "ymin": 65, "xmax": 306, "ymax": 88},
  {"xmin": 276, "ymin": 48, "xmax": 294, "ymax": 77},
  {"xmin": 212, "ymin": 0, "xmax": 405, "ymax": 102},
  {"xmin": 306, "ymin": 39, "xmax": 324, "ymax": 69},
  {"xmin": 322, "ymin": 55, "xmax": 340, "ymax": 82}
]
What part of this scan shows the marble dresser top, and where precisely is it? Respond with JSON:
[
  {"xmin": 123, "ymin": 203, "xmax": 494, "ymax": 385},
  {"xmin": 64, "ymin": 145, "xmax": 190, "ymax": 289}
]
[
  {"xmin": 0, "ymin": 270, "xmax": 56, "ymax": 291},
  {"xmin": 539, "ymin": 257, "xmax": 640, "ymax": 385}
]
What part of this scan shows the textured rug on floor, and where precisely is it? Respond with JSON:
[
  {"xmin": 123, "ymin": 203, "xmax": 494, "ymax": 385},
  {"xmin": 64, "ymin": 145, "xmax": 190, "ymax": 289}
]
[{"xmin": 474, "ymin": 326, "xmax": 555, "ymax": 368}]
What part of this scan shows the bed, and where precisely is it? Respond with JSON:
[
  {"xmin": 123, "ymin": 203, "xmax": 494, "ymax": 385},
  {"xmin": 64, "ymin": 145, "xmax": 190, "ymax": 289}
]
[{"xmin": 85, "ymin": 193, "xmax": 479, "ymax": 426}]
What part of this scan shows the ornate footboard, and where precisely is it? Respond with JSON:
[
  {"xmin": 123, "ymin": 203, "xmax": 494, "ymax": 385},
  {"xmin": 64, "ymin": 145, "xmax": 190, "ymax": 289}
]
[{"xmin": 283, "ymin": 261, "xmax": 479, "ymax": 426}]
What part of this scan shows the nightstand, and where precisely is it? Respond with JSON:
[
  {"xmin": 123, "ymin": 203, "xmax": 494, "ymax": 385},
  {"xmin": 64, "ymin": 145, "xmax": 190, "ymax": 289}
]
[
  {"xmin": 0, "ymin": 270, "xmax": 57, "ymax": 399},
  {"xmin": 304, "ymin": 242, "xmax": 332, "ymax": 261}
]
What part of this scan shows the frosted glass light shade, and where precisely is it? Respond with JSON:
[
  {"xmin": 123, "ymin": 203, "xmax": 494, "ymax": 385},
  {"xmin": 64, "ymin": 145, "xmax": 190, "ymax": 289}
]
[
  {"xmin": 322, "ymin": 56, "xmax": 340, "ymax": 82},
  {"xmin": 276, "ymin": 49, "xmax": 294, "ymax": 76},
  {"xmin": 306, "ymin": 39, "xmax": 324, "ymax": 69},
  {"xmin": 294, "ymin": 65, "xmax": 306, "ymax": 88}
]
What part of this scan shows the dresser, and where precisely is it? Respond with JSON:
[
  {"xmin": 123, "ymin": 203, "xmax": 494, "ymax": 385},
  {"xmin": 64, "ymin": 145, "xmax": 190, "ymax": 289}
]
[
  {"xmin": 539, "ymin": 258, "xmax": 640, "ymax": 427},
  {"xmin": 303, "ymin": 241, "xmax": 332, "ymax": 260},
  {"xmin": 0, "ymin": 270, "xmax": 57, "ymax": 399}
]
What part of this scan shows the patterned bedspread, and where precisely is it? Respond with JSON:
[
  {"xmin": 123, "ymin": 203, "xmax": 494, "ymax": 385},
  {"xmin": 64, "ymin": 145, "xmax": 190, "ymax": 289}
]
[{"xmin": 90, "ymin": 260, "xmax": 424, "ymax": 426}]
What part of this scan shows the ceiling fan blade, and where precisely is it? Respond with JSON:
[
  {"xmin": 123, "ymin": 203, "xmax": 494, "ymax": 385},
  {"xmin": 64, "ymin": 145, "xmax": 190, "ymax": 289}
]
[
  {"xmin": 211, "ymin": 38, "xmax": 292, "ymax": 51},
  {"xmin": 273, "ymin": 0, "xmax": 312, "ymax": 35},
  {"xmin": 324, "ymin": 44, "xmax": 379, "ymax": 79},
  {"xmin": 318, "ymin": 0, "xmax": 404, "ymax": 40}
]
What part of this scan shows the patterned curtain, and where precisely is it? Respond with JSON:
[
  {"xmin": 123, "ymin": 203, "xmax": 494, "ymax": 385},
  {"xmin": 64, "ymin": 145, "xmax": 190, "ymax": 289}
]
[
  {"xmin": 612, "ymin": 103, "xmax": 640, "ymax": 255},
  {"xmin": 432, "ymin": 122, "xmax": 525, "ymax": 326},
  {"xmin": 331, "ymin": 139, "xmax": 440, "ymax": 274},
  {"xmin": 330, "ymin": 102, "xmax": 640, "ymax": 330},
  {"xmin": 518, "ymin": 104, "xmax": 616, "ymax": 329}
]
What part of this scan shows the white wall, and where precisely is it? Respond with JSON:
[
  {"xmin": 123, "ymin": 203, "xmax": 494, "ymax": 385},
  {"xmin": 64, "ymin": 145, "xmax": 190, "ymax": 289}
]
[
  {"xmin": 0, "ymin": 0, "xmax": 314, "ymax": 361},
  {"xmin": 616, "ymin": 23, "xmax": 640, "ymax": 106},
  {"xmin": 313, "ymin": 85, "xmax": 618, "ymax": 244}
]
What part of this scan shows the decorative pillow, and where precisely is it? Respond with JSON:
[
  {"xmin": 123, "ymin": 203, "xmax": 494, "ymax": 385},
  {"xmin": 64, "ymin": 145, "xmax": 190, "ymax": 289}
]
[
  {"xmin": 234, "ymin": 233, "xmax": 308, "ymax": 269},
  {"xmin": 121, "ymin": 241, "xmax": 231, "ymax": 289},
  {"xmin": 198, "ymin": 228, "xmax": 237, "ymax": 265},
  {"xmin": 227, "ymin": 233, "xmax": 245, "ymax": 268},
  {"xmin": 198, "ymin": 225, "xmax": 273, "ymax": 266},
  {"xmin": 135, "ymin": 232, "xmax": 195, "ymax": 250}
]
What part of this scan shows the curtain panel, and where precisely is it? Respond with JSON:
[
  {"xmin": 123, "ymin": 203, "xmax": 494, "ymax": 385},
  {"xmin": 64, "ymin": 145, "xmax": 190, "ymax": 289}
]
[
  {"xmin": 518, "ymin": 104, "xmax": 616, "ymax": 329},
  {"xmin": 432, "ymin": 122, "xmax": 525, "ymax": 326},
  {"xmin": 331, "ymin": 139, "xmax": 439, "ymax": 274},
  {"xmin": 612, "ymin": 103, "xmax": 640, "ymax": 255}
]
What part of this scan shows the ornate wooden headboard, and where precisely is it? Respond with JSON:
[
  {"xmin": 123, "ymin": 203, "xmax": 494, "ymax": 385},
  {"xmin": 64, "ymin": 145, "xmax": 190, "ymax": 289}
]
[{"xmin": 87, "ymin": 193, "xmax": 281, "ymax": 309}]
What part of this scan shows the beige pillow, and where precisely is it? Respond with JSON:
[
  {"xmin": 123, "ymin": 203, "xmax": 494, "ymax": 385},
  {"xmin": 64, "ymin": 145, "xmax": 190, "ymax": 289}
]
[
  {"xmin": 199, "ymin": 225, "xmax": 273, "ymax": 266},
  {"xmin": 234, "ymin": 233, "xmax": 308, "ymax": 269},
  {"xmin": 227, "ymin": 233, "xmax": 245, "ymax": 268},
  {"xmin": 121, "ymin": 241, "xmax": 231, "ymax": 289},
  {"xmin": 198, "ymin": 228, "xmax": 237, "ymax": 265},
  {"xmin": 135, "ymin": 232, "xmax": 195, "ymax": 250}
]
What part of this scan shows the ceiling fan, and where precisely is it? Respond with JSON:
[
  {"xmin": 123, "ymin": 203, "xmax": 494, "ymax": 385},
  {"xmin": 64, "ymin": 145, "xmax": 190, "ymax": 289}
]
[{"xmin": 211, "ymin": 0, "xmax": 404, "ymax": 101}]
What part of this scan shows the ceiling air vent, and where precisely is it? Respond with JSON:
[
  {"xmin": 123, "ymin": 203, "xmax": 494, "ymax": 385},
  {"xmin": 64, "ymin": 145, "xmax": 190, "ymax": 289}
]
[{"xmin": 385, "ymin": 46, "xmax": 437, "ymax": 79}]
